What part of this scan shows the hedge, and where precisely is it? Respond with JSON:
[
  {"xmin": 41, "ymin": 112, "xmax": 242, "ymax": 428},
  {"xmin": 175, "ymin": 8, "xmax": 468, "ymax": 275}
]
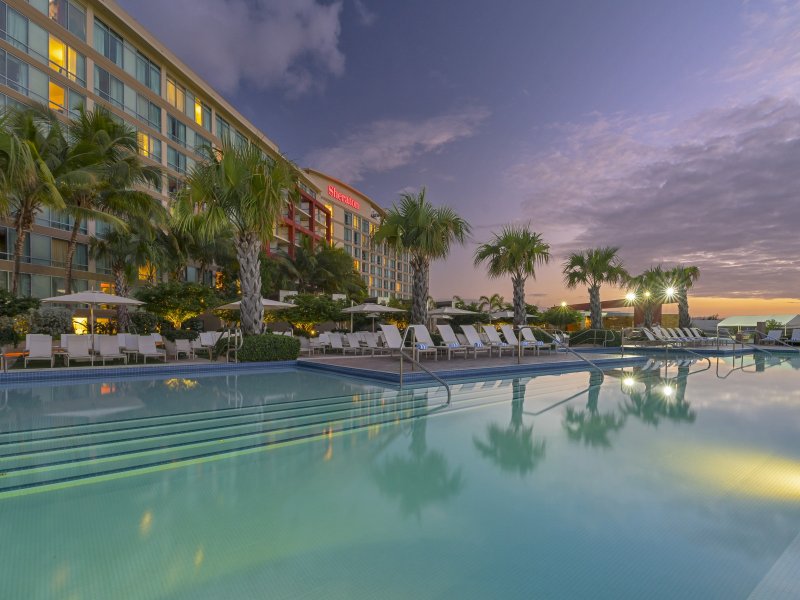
[
  {"xmin": 237, "ymin": 334, "xmax": 300, "ymax": 362},
  {"xmin": 162, "ymin": 329, "xmax": 200, "ymax": 342}
]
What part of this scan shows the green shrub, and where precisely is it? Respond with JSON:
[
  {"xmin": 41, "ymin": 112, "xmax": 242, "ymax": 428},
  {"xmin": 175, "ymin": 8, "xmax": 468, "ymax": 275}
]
[
  {"xmin": 30, "ymin": 307, "xmax": 73, "ymax": 336},
  {"xmin": 0, "ymin": 316, "xmax": 18, "ymax": 346},
  {"xmin": 238, "ymin": 334, "xmax": 300, "ymax": 362},
  {"xmin": 130, "ymin": 311, "xmax": 159, "ymax": 334},
  {"xmin": 0, "ymin": 291, "xmax": 40, "ymax": 317},
  {"xmin": 162, "ymin": 329, "xmax": 199, "ymax": 342}
]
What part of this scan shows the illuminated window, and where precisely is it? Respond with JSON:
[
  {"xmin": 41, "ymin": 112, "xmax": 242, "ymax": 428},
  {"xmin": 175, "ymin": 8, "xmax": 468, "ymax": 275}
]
[
  {"xmin": 137, "ymin": 131, "xmax": 150, "ymax": 157},
  {"xmin": 353, "ymin": 259, "xmax": 360, "ymax": 271},
  {"xmin": 166, "ymin": 77, "xmax": 184, "ymax": 110},
  {"xmin": 194, "ymin": 99, "xmax": 203, "ymax": 125},
  {"xmin": 49, "ymin": 36, "xmax": 66, "ymax": 71},
  {"xmin": 48, "ymin": 81, "xmax": 65, "ymax": 111},
  {"xmin": 138, "ymin": 262, "xmax": 155, "ymax": 282}
]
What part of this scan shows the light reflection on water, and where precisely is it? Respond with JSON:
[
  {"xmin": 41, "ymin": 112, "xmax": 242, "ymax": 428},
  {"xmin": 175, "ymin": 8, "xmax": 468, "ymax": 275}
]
[{"xmin": 1, "ymin": 357, "xmax": 800, "ymax": 599}]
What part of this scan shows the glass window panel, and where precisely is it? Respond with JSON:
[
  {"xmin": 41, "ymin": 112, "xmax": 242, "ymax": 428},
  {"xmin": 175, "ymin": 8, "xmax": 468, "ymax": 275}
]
[
  {"xmin": 30, "ymin": 0, "xmax": 48, "ymax": 13},
  {"xmin": 29, "ymin": 233, "xmax": 50, "ymax": 264},
  {"xmin": 29, "ymin": 20, "xmax": 48, "ymax": 63},
  {"xmin": 51, "ymin": 237, "xmax": 68, "ymax": 266},
  {"xmin": 50, "ymin": 1, "xmax": 68, "ymax": 29},
  {"xmin": 5, "ymin": 53, "xmax": 28, "ymax": 93},
  {"xmin": 122, "ymin": 44, "xmax": 135, "ymax": 77},
  {"xmin": 68, "ymin": 88, "xmax": 84, "ymax": 115},
  {"xmin": 28, "ymin": 65, "xmax": 48, "ymax": 102},
  {"xmin": 31, "ymin": 274, "xmax": 49, "ymax": 298},
  {"xmin": 73, "ymin": 243, "xmax": 87, "ymax": 269},
  {"xmin": 48, "ymin": 80, "xmax": 65, "ymax": 111},
  {"xmin": 7, "ymin": 8, "xmax": 27, "ymax": 51},
  {"xmin": 48, "ymin": 34, "xmax": 67, "ymax": 73}
]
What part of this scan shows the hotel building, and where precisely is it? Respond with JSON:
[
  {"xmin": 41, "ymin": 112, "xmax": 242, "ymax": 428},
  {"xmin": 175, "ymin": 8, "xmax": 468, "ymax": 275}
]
[{"xmin": 0, "ymin": 0, "xmax": 411, "ymax": 301}]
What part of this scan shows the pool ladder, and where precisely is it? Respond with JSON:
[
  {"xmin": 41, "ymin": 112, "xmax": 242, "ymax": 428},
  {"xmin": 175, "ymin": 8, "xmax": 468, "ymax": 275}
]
[{"xmin": 398, "ymin": 326, "xmax": 452, "ymax": 406}]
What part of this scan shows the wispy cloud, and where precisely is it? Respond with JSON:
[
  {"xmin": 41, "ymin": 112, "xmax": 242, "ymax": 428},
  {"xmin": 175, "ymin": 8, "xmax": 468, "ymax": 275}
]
[
  {"xmin": 305, "ymin": 106, "xmax": 490, "ymax": 182},
  {"xmin": 352, "ymin": 0, "xmax": 377, "ymax": 26},
  {"xmin": 119, "ymin": 0, "xmax": 345, "ymax": 95}
]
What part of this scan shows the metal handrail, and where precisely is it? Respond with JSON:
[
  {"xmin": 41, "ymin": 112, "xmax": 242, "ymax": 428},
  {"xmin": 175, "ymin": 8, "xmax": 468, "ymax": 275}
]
[
  {"xmin": 398, "ymin": 325, "xmax": 452, "ymax": 406},
  {"xmin": 716, "ymin": 328, "xmax": 776, "ymax": 358},
  {"xmin": 529, "ymin": 326, "xmax": 606, "ymax": 383}
]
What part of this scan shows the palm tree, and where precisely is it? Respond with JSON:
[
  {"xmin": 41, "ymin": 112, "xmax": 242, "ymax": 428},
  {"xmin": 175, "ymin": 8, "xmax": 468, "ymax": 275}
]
[
  {"xmin": 562, "ymin": 247, "xmax": 628, "ymax": 330},
  {"xmin": 173, "ymin": 141, "xmax": 298, "ymax": 335},
  {"xmin": 627, "ymin": 266, "xmax": 667, "ymax": 327},
  {"xmin": 473, "ymin": 224, "xmax": 550, "ymax": 326},
  {"xmin": 478, "ymin": 293, "xmax": 507, "ymax": 312},
  {"xmin": 668, "ymin": 265, "xmax": 700, "ymax": 328},
  {"xmin": 90, "ymin": 218, "xmax": 161, "ymax": 331},
  {"xmin": 60, "ymin": 107, "xmax": 162, "ymax": 293},
  {"xmin": 0, "ymin": 106, "xmax": 64, "ymax": 295},
  {"xmin": 373, "ymin": 188, "xmax": 470, "ymax": 325}
]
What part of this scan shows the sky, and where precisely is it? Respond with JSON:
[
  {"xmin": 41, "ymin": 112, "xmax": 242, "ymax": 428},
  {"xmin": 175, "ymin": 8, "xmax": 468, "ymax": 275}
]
[{"xmin": 118, "ymin": 0, "xmax": 800, "ymax": 317}]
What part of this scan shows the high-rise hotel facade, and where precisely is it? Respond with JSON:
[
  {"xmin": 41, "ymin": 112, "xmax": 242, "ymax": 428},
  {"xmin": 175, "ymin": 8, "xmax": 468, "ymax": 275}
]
[{"xmin": 0, "ymin": 0, "xmax": 410, "ymax": 300}]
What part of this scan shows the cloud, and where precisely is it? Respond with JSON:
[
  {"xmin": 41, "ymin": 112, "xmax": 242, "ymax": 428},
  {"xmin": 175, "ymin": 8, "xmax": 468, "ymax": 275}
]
[
  {"xmin": 119, "ymin": 0, "xmax": 345, "ymax": 95},
  {"xmin": 305, "ymin": 106, "xmax": 490, "ymax": 181},
  {"xmin": 352, "ymin": 0, "xmax": 377, "ymax": 26},
  {"xmin": 508, "ymin": 97, "xmax": 800, "ymax": 299}
]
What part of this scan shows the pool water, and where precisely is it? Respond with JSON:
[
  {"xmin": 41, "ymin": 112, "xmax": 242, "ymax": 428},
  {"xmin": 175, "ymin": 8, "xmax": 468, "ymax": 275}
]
[{"xmin": 2, "ymin": 356, "xmax": 800, "ymax": 599}]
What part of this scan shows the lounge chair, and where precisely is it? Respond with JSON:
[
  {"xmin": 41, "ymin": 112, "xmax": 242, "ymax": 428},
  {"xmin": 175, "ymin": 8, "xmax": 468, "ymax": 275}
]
[
  {"xmin": 436, "ymin": 324, "xmax": 471, "ymax": 359},
  {"xmin": 346, "ymin": 333, "xmax": 367, "ymax": 354},
  {"xmin": 379, "ymin": 324, "xmax": 405, "ymax": 356},
  {"xmin": 406, "ymin": 325, "xmax": 439, "ymax": 361},
  {"xmin": 520, "ymin": 327, "xmax": 552, "ymax": 354},
  {"xmin": 137, "ymin": 336, "xmax": 167, "ymax": 363},
  {"xmin": 25, "ymin": 336, "xmax": 54, "ymax": 368},
  {"xmin": 363, "ymin": 332, "xmax": 391, "ymax": 356},
  {"xmin": 460, "ymin": 325, "xmax": 494, "ymax": 358},
  {"xmin": 499, "ymin": 325, "xmax": 538, "ymax": 356},
  {"xmin": 329, "ymin": 333, "xmax": 360, "ymax": 355},
  {"xmin": 480, "ymin": 325, "xmax": 516, "ymax": 357},
  {"xmin": 789, "ymin": 329, "xmax": 800, "ymax": 345},
  {"xmin": 64, "ymin": 335, "xmax": 94, "ymax": 367},
  {"xmin": 97, "ymin": 335, "xmax": 127, "ymax": 365},
  {"xmin": 761, "ymin": 330, "xmax": 783, "ymax": 345},
  {"xmin": 26, "ymin": 334, "xmax": 52, "ymax": 351}
]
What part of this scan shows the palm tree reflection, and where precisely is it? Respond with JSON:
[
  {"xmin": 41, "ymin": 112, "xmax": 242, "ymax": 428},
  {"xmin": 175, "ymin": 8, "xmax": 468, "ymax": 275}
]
[
  {"xmin": 473, "ymin": 378, "xmax": 546, "ymax": 475},
  {"xmin": 621, "ymin": 365, "xmax": 696, "ymax": 426},
  {"xmin": 563, "ymin": 371, "xmax": 625, "ymax": 448},
  {"xmin": 372, "ymin": 391, "xmax": 463, "ymax": 519}
]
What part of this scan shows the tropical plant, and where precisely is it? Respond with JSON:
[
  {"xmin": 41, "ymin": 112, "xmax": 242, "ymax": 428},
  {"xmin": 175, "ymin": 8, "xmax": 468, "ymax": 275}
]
[
  {"xmin": 627, "ymin": 266, "xmax": 667, "ymax": 327},
  {"xmin": 282, "ymin": 293, "xmax": 346, "ymax": 334},
  {"xmin": 237, "ymin": 333, "xmax": 301, "ymax": 361},
  {"xmin": 478, "ymin": 293, "xmax": 508, "ymax": 312},
  {"xmin": 59, "ymin": 107, "xmax": 162, "ymax": 293},
  {"xmin": 473, "ymin": 224, "xmax": 550, "ymax": 326},
  {"xmin": 562, "ymin": 247, "xmax": 628, "ymax": 329},
  {"xmin": 0, "ymin": 290, "xmax": 39, "ymax": 317},
  {"xmin": 173, "ymin": 140, "xmax": 298, "ymax": 335},
  {"xmin": 129, "ymin": 310, "xmax": 159, "ymax": 334},
  {"xmin": 291, "ymin": 240, "xmax": 366, "ymax": 298},
  {"xmin": 373, "ymin": 188, "xmax": 470, "ymax": 324},
  {"xmin": 667, "ymin": 265, "xmax": 700, "ymax": 328},
  {"xmin": 30, "ymin": 307, "xmax": 73, "ymax": 336},
  {"xmin": 538, "ymin": 305, "xmax": 583, "ymax": 330},
  {"xmin": 0, "ymin": 106, "xmax": 65, "ymax": 295},
  {"xmin": 134, "ymin": 281, "xmax": 219, "ymax": 329}
]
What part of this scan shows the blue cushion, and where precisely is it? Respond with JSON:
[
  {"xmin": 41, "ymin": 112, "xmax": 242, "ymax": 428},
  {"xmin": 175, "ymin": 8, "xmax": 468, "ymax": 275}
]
[
  {"xmin": 474, "ymin": 342, "xmax": 484, "ymax": 348},
  {"xmin": 416, "ymin": 343, "xmax": 428, "ymax": 350},
  {"xmin": 448, "ymin": 342, "xmax": 460, "ymax": 348}
]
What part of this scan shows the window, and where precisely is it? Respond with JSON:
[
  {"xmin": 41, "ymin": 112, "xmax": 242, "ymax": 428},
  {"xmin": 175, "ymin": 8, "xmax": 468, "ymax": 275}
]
[
  {"xmin": 167, "ymin": 176, "xmax": 182, "ymax": 196},
  {"xmin": 193, "ymin": 132, "xmax": 211, "ymax": 154},
  {"xmin": 215, "ymin": 115, "xmax": 230, "ymax": 141},
  {"xmin": 344, "ymin": 212, "xmax": 352, "ymax": 226},
  {"xmin": 68, "ymin": 88, "xmax": 84, "ymax": 116},
  {"xmin": 1, "ymin": 50, "xmax": 28, "ymax": 94},
  {"xmin": 135, "ymin": 52, "xmax": 160, "ymax": 94},
  {"xmin": 48, "ymin": 80, "xmax": 65, "ymax": 111},
  {"xmin": 93, "ymin": 19, "xmax": 122, "ymax": 67},
  {"xmin": 47, "ymin": 0, "xmax": 86, "ymax": 40},
  {"xmin": 234, "ymin": 130, "xmax": 247, "ymax": 149},
  {"xmin": 167, "ymin": 146, "xmax": 187, "ymax": 174},
  {"xmin": 167, "ymin": 115, "xmax": 186, "ymax": 146},
  {"xmin": 94, "ymin": 65, "xmax": 123, "ymax": 107},
  {"xmin": 6, "ymin": 7, "xmax": 28, "ymax": 52},
  {"xmin": 353, "ymin": 231, "xmax": 361, "ymax": 245},
  {"xmin": 47, "ymin": 34, "xmax": 84, "ymax": 84},
  {"xmin": 344, "ymin": 228, "xmax": 351, "ymax": 242},
  {"xmin": 166, "ymin": 77, "xmax": 184, "ymax": 110},
  {"xmin": 137, "ymin": 131, "xmax": 161, "ymax": 161},
  {"xmin": 135, "ymin": 94, "xmax": 160, "ymax": 131},
  {"xmin": 193, "ymin": 98, "xmax": 210, "ymax": 130}
]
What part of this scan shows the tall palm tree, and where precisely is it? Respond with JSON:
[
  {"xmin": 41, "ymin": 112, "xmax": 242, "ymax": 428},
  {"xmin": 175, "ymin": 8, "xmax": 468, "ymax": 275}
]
[
  {"xmin": 373, "ymin": 188, "xmax": 470, "ymax": 325},
  {"xmin": 173, "ymin": 141, "xmax": 298, "ymax": 335},
  {"xmin": 627, "ymin": 266, "xmax": 667, "ymax": 327},
  {"xmin": 60, "ymin": 108, "xmax": 162, "ymax": 293},
  {"xmin": 473, "ymin": 224, "xmax": 550, "ymax": 326},
  {"xmin": 562, "ymin": 247, "xmax": 628, "ymax": 329},
  {"xmin": 0, "ymin": 106, "xmax": 65, "ymax": 295},
  {"xmin": 90, "ymin": 218, "xmax": 161, "ymax": 331},
  {"xmin": 668, "ymin": 265, "xmax": 700, "ymax": 328},
  {"xmin": 478, "ymin": 293, "xmax": 507, "ymax": 312}
]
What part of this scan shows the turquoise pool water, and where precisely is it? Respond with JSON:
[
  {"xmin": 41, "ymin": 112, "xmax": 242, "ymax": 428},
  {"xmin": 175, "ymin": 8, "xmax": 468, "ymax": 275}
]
[{"xmin": 2, "ymin": 355, "xmax": 800, "ymax": 598}]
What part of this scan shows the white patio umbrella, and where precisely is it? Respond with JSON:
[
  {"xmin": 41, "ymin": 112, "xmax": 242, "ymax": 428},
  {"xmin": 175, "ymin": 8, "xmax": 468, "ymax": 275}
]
[
  {"xmin": 216, "ymin": 298, "xmax": 295, "ymax": 310},
  {"xmin": 41, "ymin": 290, "xmax": 144, "ymax": 352},
  {"xmin": 428, "ymin": 306, "xmax": 479, "ymax": 316},
  {"xmin": 341, "ymin": 303, "xmax": 405, "ymax": 332},
  {"xmin": 489, "ymin": 310, "xmax": 536, "ymax": 321}
]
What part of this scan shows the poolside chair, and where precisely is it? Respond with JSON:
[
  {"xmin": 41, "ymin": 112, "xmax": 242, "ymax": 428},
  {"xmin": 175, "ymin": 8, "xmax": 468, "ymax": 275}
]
[
  {"xmin": 25, "ymin": 334, "xmax": 52, "ymax": 351},
  {"xmin": 97, "ymin": 335, "xmax": 127, "ymax": 365},
  {"xmin": 480, "ymin": 325, "xmax": 516, "ymax": 357},
  {"xmin": 309, "ymin": 335, "xmax": 327, "ymax": 354},
  {"xmin": 460, "ymin": 325, "xmax": 494, "ymax": 358},
  {"xmin": 25, "ymin": 336, "xmax": 54, "ymax": 368},
  {"xmin": 435, "ymin": 324, "xmax": 471, "ymax": 359},
  {"xmin": 363, "ymin": 333, "xmax": 391, "ymax": 356},
  {"xmin": 406, "ymin": 325, "xmax": 439, "ymax": 361},
  {"xmin": 761, "ymin": 330, "xmax": 783, "ymax": 345},
  {"xmin": 345, "ymin": 333, "xmax": 367, "ymax": 354},
  {"xmin": 789, "ymin": 329, "xmax": 800, "ymax": 345},
  {"xmin": 499, "ymin": 324, "xmax": 538, "ymax": 356},
  {"xmin": 137, "ymin": 335, "xmax": 167, "ymax": 364},
  {"xmin": 379, "ymin": 324, "xmax": 406, "ymax": 356},
  {"xmin": 64, "ymin": 335, "xmax": 94, "ymax": 367},
  {"xmin": 329, "ymin": 333, "xmax": 361, "ymax": 355},
  {"xmin": 520, "ymin": 327, "xmax": 552, "ymax": 354},
  {"xmin": 150, "ymin": 333, "xmax": 163, "ymax": 345}
]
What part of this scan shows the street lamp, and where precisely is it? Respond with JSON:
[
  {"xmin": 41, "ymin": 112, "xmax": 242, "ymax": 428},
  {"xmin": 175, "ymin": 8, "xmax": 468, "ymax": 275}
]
[
  {"xmin": 665, "ymin": 286, "xmax": 676, "ymax": 299},
  {"xmin": 560, "ymin": 301, "xmax": 567, "ymax": 308}
]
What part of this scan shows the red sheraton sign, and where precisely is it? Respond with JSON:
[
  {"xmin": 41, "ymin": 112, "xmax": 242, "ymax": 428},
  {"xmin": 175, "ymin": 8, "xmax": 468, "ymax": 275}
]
[{"xmin": 328, "ymin": 185, "xmax": 360, "ymax": 210}]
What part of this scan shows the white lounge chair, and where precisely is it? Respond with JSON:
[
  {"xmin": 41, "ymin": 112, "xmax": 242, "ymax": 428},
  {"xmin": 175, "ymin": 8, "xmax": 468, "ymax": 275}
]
[
  {"xmin": 406, "ymin": 325, "xmax": 439, "ymax": 361},
  {"xmin": 64, "ymin": 335, "xmax": 94, "ymax": 367},
  {"xmin": 345, "ymin": 333, "xmax": 366, "ymax": 354},
  {"xmin": 329, "ymin": 333, "xmax": 360, "ymax": 355},
  {"xmin": 762, "ymin": 330, "xmax": 783, "ymax": 345},
  {"xmin": 379, "ymin": 324, "xmax": 404, "ymax": 356},
  {"xmin": 25, "ymin": 336, "xmax": 54, "ymax": 368},
  {"xmin": 789, "ymin": 329, "xmax": 800, "ymax": 345},
  {"xmin": 97, "ymin": 335, "xmax": 127, "ymax": 365},
  {"xmin": 363, "ymin": 332, "xmax": 391, "ymax": 356},
  {"xmin": 520, "ymin": 327, "xmax": 552, "ymax": 354},
  {"xmin": 499, "ymin": 325, "xmax": 538, "ymax": 356},
  {"xmin": 436, "ymin": 324, "xmax": 471, "ymax": 359},
  {"xmin": 25, "ymin": 334, "xmax": 52, "ymax": 351},
  {"xmin": 481, "ymin": 326, "xmax": 516, "ymax": 356},
  {"xmin": 137, "ymin": 336, "xmax": 167, "ymax": 363},
  {"xmin": 460, "ymin": 325, "xmax": 493, "ymax": 358}
]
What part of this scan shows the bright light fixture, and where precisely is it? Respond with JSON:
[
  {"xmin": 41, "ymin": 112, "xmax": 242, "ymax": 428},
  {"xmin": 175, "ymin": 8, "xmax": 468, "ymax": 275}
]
[
  {"xmin": 622, "ymin": 377, "xmax": 635, "ymax": 388},
  {"xmin": 665, "ymin": 286, "xmax": 676, "ymax": 298},
  {"xmin": 661, "ymin": 385, "xmax": 674, "ymax": 397},
  {"xmin": 560, "ymin": 301, "xmax": 567, "ymax": 308},
  {"xmin": 625, "ymin": 292, "xmax": 636, "ymax": 302}
]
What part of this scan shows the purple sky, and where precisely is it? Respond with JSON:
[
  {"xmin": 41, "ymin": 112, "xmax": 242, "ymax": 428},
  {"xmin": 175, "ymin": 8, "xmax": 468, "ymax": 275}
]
[{"xmin": 119, "ymin": 0, "xmax": 800, "ymax": 310}]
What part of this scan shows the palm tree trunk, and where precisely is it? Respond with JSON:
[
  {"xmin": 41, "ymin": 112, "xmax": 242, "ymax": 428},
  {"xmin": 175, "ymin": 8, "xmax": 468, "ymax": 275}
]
[
  {"xmin": 643, "ymin": 302, "xmax": 654, "ymax": 328},
  {"xmin": 410, "ymin": 256, "xmax": 429, "ymax": 325},
  {"xmin": 677, "ymin": 287, "xmax": 691, "ymax": 328},
  {"xmin": 512, "ymin": 274, "xmax": 526, "ymax": 327},
  {"xmin": 589, "ymin": 285, "xmax": 602, "ymax": 329},
  {"xmin": 235, "ymin": 231, "xmax": 264, "ymax": 335},
  {"xmin": 64, "ymin": 218, "xmax": 83, "ymax": 295},
  {"xmin": 114, "ymin": 264, "xmax": 131, "ymax": 332},
  {"xmin": 10, "ymin": 210, "xmax": 32, "ymax": 296}
]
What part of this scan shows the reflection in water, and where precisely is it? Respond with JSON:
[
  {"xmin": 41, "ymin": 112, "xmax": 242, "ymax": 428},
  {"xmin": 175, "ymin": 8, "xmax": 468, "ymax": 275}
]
[
  {"xmin": 563, "ymin": 371, "xmax": 625, "ymax": 448},
  {"xmin": 621, "ymin": 365, "xmax": 697, "ymax": 427},
  {"xmin": 372, "ymin": 391, "xmax": 464, "ymax": 519},
  {"xmin": 473, "ymin": 378, "xmax": 546, "ymax": 475}
]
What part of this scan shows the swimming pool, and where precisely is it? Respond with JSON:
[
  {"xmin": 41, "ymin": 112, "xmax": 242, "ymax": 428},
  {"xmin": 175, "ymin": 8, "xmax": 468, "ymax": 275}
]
[{"xmin": 2, "ymin": 354, "xmax": 799, "ymax": 598}]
